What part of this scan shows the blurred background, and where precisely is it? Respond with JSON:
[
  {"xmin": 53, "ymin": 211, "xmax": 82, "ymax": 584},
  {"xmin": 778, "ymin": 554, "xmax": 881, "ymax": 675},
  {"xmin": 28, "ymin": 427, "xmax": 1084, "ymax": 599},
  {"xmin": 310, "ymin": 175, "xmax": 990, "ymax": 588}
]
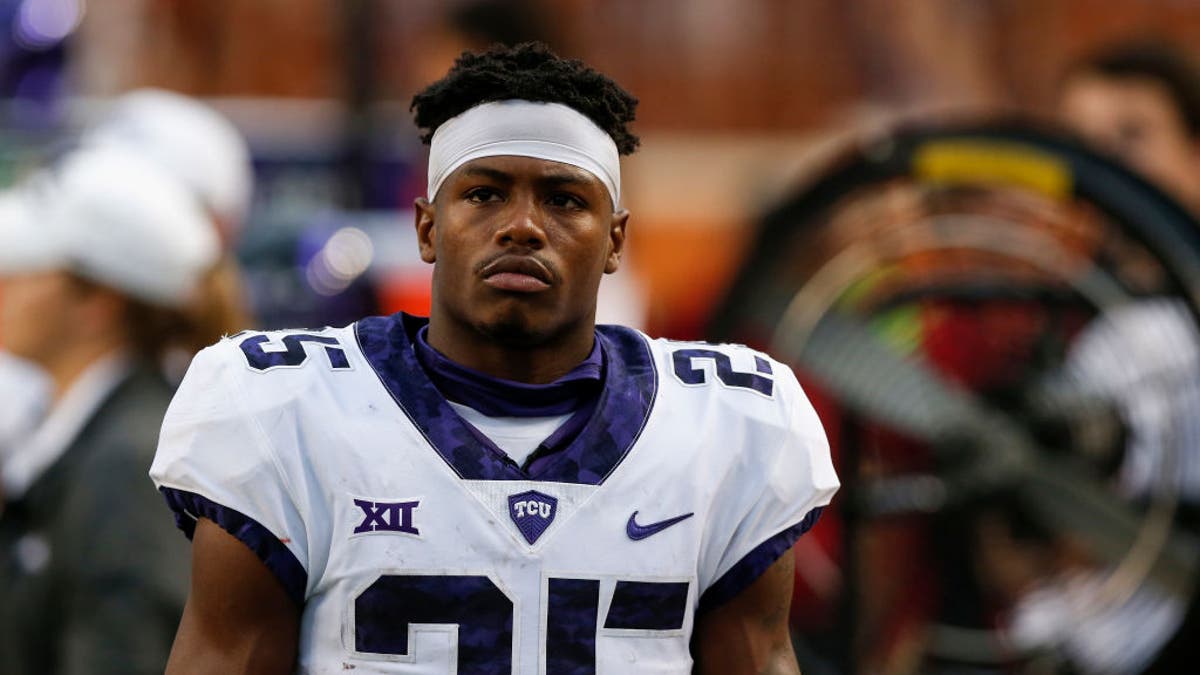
[
  {"xmin": 11, "ymin": 0, "xmax": 1200, "ymax": 338},
  {"xmin": 6, "ymin": 0, "xmax": 1200, "ymax": 673}
]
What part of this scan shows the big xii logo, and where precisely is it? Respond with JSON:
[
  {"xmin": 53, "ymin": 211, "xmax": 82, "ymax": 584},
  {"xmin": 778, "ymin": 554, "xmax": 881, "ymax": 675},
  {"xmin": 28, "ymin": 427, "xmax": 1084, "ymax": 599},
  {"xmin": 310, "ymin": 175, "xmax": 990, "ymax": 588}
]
[{"xmin": 353, "ymin": 498, "xmax": 420, "ymax": 535}]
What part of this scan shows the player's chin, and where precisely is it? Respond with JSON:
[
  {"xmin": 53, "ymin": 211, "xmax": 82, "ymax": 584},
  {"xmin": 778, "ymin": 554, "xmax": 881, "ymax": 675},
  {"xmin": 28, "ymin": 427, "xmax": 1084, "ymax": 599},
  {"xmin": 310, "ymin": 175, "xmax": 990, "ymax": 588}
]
[{"xmin": 474, "ymin": 304, "xmax": 563, "ymax": 348}]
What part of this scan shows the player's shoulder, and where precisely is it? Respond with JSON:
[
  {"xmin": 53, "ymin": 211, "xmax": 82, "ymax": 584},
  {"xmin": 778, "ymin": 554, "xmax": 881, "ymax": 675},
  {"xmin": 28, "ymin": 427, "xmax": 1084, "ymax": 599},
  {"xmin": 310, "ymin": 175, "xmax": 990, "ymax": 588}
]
[
  {"xmin": 175, "ymin": 323, "xmax": 361, "ymax": 414},
  {"xmin": 200, "ymin": 323, "xmax": 358, "ymax": 373},
  {"xmin": 644, "ymin": 335, "xmax": 779, "ymax": 364},
  {"xmin": 647, "ymin": 335, "xmax": 799, "ymax": 392},
  {"xmin": 623, "ymin": 330, "xmax": 806, "ymax": 425}
]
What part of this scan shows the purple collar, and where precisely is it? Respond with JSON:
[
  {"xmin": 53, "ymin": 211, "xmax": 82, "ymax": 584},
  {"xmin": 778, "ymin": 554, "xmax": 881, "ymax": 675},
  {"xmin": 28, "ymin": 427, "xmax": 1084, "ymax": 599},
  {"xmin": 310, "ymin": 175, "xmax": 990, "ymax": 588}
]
[
  {"xmin": 412, "ymin": 325, "xmax": 603, "ymax": 417},
  {"xmin": 355, "ymin": 313, "xmax": 657, "ymax": 485}
]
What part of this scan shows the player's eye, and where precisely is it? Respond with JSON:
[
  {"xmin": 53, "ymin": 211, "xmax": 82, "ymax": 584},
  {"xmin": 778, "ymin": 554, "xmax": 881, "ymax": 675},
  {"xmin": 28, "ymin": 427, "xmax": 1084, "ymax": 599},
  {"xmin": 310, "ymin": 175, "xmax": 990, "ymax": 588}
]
[
  {"xmin": 547, "ymin": 192, "xmax": 586, "ymax": 210},
  {"xmin": 465, "ymin": 187, "xmax": 503, "ymax": 203}
]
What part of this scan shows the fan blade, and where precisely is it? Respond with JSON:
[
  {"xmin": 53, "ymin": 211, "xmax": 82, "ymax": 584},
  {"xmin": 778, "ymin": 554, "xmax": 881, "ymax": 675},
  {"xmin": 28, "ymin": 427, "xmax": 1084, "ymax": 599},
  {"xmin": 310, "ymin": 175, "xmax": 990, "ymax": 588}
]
[{"xmin": 779, "ymin": 312, "xmax": 1199, "ymax": 597}]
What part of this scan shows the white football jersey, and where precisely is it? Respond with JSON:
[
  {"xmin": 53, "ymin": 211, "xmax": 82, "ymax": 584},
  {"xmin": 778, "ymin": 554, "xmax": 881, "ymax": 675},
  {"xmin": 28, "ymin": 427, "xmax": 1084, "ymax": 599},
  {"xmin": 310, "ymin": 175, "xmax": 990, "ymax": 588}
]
[{"xmin": 151, "ymin": 314, "xmax": 839, "ymax": 674}]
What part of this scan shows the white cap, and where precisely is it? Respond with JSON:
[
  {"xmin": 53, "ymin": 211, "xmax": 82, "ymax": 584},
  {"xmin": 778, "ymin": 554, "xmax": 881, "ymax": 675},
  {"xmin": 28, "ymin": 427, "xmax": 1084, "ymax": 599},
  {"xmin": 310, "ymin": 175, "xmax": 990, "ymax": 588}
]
[
  {"xmin": 84, "ymin": 88, "xmax": 253, "ymax": 234},
  {"xmin": 0, "ymin": 186, "xmax": 56, "ymax": 271},
  {"xmin": 0, "ymin": 145, "xmax": 220, "ymax": 308}
]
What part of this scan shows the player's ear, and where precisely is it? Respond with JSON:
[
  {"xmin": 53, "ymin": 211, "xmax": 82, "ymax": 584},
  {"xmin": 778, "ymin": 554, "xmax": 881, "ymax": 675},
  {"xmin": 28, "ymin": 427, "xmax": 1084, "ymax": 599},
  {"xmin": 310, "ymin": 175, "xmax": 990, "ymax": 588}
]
[
  {"xmin": 604, "ymin": 208, "xmax": 629, "ymax": 274},
  {"xmin": 415, "ymin": 197, "xmax": 436, "ymax": 264}
]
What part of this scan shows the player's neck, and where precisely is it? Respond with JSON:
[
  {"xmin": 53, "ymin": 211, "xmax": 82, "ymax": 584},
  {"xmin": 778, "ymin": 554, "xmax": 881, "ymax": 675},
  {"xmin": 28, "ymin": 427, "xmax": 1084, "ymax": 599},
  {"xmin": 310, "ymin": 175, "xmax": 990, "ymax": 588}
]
[{"xmin": 425, "ymin": 316, "xmax": 596, "ymax": 385}]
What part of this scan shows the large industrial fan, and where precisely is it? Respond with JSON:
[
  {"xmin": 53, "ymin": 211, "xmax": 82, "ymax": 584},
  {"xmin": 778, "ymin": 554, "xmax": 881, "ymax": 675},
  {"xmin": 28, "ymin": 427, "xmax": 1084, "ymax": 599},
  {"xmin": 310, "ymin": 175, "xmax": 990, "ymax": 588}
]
[{"xmin": 710, "ymin": 121, "xmax": 1200, "ymax": 674}]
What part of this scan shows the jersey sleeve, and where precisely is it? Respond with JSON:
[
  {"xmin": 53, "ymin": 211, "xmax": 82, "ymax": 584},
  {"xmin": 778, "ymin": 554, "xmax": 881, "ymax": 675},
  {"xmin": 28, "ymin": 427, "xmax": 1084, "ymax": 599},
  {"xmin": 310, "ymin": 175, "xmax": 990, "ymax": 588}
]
[
  {"xmin": 149, "ymin": 340, "xmax": 309, "ymax": 605},
  {"xmin": 698, "ymin": 361, "xmax": 839, "ymax": 612}
]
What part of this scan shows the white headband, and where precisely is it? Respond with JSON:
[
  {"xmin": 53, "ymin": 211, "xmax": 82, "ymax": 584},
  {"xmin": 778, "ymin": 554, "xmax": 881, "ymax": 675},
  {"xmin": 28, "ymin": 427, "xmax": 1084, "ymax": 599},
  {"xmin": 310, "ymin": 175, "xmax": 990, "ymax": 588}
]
[{"xmin": 427, "ymin": 99, "xmax": 621, "ymax": 210}]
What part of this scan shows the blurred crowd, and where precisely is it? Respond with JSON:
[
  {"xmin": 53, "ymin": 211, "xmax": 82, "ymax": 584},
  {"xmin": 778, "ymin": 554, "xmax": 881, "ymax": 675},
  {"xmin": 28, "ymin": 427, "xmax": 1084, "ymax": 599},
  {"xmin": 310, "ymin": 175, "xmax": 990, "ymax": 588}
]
[
  {"xmin": 0, "ymin": 88, "xmax": 251, "ymax": 672},
  {"xmin": 2, "ymin": 1, "xmax": 1200, "ymax": 674}
]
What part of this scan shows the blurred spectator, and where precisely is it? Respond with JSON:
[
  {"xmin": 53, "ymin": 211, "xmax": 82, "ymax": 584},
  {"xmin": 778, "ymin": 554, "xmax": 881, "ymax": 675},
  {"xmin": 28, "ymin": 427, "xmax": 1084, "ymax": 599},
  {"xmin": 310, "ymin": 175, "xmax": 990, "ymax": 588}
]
[
  {"xmin": 974, "ymin": 38, "xmax": 1200, "ymax": 675},
  {"xmin": 0, "ymin": 332, "xmax": 50, "ymax": 467},
  {"xmin": 1059, "ymin": 41, "xmax": 1200, "ymax": 215},
  {"xmin": 83, "ymin": 87, "xmax": 258, "ymax": 357},
  {"xmin": 84, "ymin": 88, "xmax": 253, "ymax": 241},
  {"xmin": 0, "ymin": 88, "xmax": 254, "ymax": 516},
  {"xmin": 1057, "ymin": 39, "xmax": 1200, "ymax": 517},
  {"xmin": 0, "ymin": 145, "xmax": 220, "ymax": 674}
]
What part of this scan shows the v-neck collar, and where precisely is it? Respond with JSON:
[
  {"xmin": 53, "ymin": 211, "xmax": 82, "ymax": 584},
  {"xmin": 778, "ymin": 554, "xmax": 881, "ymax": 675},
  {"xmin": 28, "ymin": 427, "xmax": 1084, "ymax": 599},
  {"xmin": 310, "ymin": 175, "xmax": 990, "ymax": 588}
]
[
  {"xmin": 412, "ymin": 324, "xmax": 602, "ymax": 417},
  {"xmin": 355, "ymin": 313, "xmax": 657, "ymax": 484}
]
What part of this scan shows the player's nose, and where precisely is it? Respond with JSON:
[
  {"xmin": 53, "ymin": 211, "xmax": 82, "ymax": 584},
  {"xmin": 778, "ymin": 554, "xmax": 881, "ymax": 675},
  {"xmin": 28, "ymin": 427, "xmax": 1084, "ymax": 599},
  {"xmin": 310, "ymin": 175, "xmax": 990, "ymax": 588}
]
[{"xmin": 495, "ymin": 194, "xmax": 546, "ymax": 249}]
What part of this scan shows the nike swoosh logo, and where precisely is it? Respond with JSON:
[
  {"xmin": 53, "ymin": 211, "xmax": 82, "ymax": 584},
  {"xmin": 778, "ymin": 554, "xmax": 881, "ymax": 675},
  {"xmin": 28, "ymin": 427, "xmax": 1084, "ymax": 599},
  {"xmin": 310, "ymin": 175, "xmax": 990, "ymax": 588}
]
[{"xmin": 626, "ymin": 511, "xmax": 695, "ymax": 540}]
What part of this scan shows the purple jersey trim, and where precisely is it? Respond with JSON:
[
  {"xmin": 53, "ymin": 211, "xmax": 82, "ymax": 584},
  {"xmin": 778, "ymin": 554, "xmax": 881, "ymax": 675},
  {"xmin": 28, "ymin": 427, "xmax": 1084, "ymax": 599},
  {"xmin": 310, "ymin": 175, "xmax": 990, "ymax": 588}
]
[
  {"xmin": 604, "ymin": 580, "xmax": 690, "ymax": 630},
  {"xmin": 522, "ymin": 401, "xmax": 595, "ymax": 473},
  {"xmin": 698, "ymin": 506, "xmax": 825, "ymax": 614},
  {"xmin": 546, "ymin": 577, "xmax": 600, "ymax": 672},
  {"xmin": 355, "ymin": 313, "xmax": 657, "ymax": 485},
  {"xmin": 354, "ymin": 574, "xmax": 513, "ymax": 668},
  {"xmin": 160, "ymin": 487, "xmax": 308, "ymax": 607},
  {"xmin": 413, "ymin": 324, "xmax": 602, "ymax": 417}
]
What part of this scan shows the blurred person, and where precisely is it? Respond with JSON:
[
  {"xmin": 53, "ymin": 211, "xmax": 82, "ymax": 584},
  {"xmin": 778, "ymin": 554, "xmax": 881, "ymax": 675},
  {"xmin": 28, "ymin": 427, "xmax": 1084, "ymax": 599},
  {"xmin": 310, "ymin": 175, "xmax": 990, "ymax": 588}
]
[
  {"xmin": 0, "ymin": 145, "xmax": 220, "ymax": 674},
  {"xmin": 3, "ymin": 88, "xmax": 254, "ymax": 467},
  {"xmin": 85, "ymin": 88, "xmax": 254, "ymax": 243},
  {"xmin": 84, "ymin": 87, "xmax": 258, "ymax": 354},
  {"xmin": 1057, "ymin": 43, "xmax": 1200, "ymax": 524},
  {"xmin": 966, "ymin": 38, "xmax": 1200, "ymax": 675},
  {"xmin": 151, "ymin": 43, "xmax": 838, "ymax": 673},
  {"xmin": 0, "ymin": 190, "xmax": 52, "ymax": 486},
  {"xmin": 1060, "ymin": 41, "xmax": 1200, "ymax": 215},
  {"xmin": 0, "ymin": 349, "xmax": 52, "ymax": 544},
  {"xmin": 0, "ymin": 347, "xmax": 51, "ymax": 464}
]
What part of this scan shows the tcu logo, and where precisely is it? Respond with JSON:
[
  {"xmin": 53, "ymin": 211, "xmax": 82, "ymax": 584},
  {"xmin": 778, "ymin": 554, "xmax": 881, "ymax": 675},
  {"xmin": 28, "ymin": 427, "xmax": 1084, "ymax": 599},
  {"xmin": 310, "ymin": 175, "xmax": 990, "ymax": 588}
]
[
  {"xmin": 512, "ymin": 500, "xmax": 552, "ymax": 519},
  {"xmin": 353, "ymin": 499, "xmax": 420, "ymax": 536},
  {"xmin": 507, "ymin": 490, "xmax": 558, "ymax": 545}
]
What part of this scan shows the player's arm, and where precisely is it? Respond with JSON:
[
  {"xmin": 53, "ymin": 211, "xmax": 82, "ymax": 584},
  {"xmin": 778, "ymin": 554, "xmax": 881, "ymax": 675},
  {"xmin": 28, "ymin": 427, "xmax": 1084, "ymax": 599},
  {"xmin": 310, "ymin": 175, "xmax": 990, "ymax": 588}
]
[
  {"xmin": 166, "ymin": 518, "xmax": 301, "ymax": 675},
  {"xmin": 691, "ymin": 550, "xmax": 801, "ymax": 675}
]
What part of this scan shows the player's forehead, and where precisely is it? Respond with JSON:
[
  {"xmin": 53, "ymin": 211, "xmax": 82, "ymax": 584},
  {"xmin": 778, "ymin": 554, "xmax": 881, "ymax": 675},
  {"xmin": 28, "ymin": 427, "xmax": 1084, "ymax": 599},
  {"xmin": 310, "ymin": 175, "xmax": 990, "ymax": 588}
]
[
  {"xmin": 448, "ymin": 156, "xmax": 619, "ymax": 206},
  {"xmin": 448, "ymin": 155, "xmax": 607, "ymax": 190}
]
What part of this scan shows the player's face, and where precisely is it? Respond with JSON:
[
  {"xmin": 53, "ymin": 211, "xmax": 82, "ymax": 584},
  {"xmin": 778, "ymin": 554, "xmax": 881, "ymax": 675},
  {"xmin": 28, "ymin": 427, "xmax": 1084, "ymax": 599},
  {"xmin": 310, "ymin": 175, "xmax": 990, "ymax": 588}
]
[
  {"xmin": 416, "ymin": 155, "xmax": 627, "ymax": 346},
  {"xmin": 1059, "ymin": 73, "xmax": 1200, "ymax": 210}
]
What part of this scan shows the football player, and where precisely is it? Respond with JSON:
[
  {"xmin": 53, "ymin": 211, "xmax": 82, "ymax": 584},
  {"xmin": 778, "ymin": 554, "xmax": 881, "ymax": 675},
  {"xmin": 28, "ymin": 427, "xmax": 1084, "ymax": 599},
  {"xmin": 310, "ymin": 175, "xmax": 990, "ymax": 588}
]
[{"xmin": 152, "ymin": 43, "xmax": 839, "ymax": 673}]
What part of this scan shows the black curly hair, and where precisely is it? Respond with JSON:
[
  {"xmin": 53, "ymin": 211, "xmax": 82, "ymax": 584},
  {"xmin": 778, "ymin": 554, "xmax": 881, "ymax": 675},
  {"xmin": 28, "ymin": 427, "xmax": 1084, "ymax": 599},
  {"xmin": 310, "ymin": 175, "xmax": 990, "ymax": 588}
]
[{"xmin": 410, "ymin": 42, "xmax": 639, "ymax": 155}]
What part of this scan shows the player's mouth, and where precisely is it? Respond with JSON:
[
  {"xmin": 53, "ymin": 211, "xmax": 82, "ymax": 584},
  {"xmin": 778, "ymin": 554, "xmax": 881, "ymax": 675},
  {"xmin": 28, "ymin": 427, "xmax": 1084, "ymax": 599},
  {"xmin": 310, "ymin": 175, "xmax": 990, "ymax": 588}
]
[{"xmin": 480, "ymin": 255, "xmax": 554, "ymax": 293}]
